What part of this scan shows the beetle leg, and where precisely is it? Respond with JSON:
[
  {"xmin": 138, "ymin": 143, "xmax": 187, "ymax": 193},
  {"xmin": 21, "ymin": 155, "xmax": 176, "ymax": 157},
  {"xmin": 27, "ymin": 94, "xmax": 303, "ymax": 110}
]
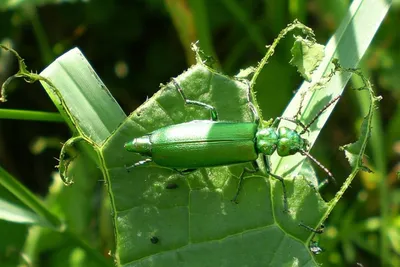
[
  {"xmin": 243, "ymin": 80, "xmax": 260, "ymax": 124},
  {"xmin": 298, "ymin": 222, "xmax": 325, "ymax": 234},
  {"xmin": 272, "ymin": 116, "xmax": 307, "ymax": 131},
  {"xmin": 171, "ymin": 79, "xmax": 219, "ymax": 121},
  {"xmin": 263, "ymin": 155, "xmax": 288, "ymax": 212},
  {"xmin": 125, "ymin": 158, "xmax": 152, "ymax": 172},
  {"xmin": 248, "ymin": 103, "xmax": 260, "ymax": 124},
  {"xmin": 317, "ymin": 179, "xmax": 329, "ymax": 191},
  {"xmin": 173, "ymin": 168, "xmax": 197, "ymax": 175},
  {"xmin": 273, "ymin": 96, "xmax": 341, "ymax": 134},
  {"xmin": 165, "ymin": 183, "xmax": 179, "ymax": 190},
  {"xmin": 231, "ymin": 161, "xmax": 258, "ymax": 204},
  {"xmin": 267, "ymin": 172, "xmax": 289, "ymax": 212}
]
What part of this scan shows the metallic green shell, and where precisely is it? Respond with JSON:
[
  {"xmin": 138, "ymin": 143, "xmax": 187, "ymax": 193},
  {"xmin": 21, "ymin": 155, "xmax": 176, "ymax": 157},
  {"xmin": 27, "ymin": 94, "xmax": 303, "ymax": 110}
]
[
  {"xmin": 276, "ymin": 127, "xmax": 306, "ymax": 156},
  {"xmin": 148, "ymin": 121, "xmax": 258, "ymax": 168}
]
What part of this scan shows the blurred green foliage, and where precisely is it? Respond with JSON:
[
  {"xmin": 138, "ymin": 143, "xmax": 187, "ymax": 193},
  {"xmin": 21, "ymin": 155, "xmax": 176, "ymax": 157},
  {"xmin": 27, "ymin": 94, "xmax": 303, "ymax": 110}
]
[{"xmin": 0, "ymin": 0, "xmax": 399, "ymax": 266}]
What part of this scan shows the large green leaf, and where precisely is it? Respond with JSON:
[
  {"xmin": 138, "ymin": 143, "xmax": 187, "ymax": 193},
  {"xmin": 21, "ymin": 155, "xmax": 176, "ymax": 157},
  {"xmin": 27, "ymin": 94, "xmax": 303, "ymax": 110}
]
[
  {"xmin": 102, "ymin": 64, "xmax": 327, "ymax": 266},
  {"xmin": 28, "ymin": 1, "xmax": 388, "ymax": 262}
]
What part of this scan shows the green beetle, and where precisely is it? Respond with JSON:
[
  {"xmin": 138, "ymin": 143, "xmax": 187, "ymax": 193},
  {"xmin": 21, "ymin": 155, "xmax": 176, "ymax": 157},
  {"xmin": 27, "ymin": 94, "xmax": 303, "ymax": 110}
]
[{"xmin": 125, "ymin": 79, "xmax": 338, "ymax": 210}]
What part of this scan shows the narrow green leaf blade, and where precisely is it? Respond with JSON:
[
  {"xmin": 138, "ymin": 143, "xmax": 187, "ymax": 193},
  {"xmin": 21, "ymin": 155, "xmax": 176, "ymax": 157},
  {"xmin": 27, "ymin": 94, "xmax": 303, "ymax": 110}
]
[
  {"xmin": 40, "ymin": 48, "xmax": 127, "ymax": 145},
  {"xmin": 272, "ymin": 0, "xmax": 391, "ymax": 177},
  {"xmin": 0, "ymin": 198, "xmax": 49, "ymax": 227}
]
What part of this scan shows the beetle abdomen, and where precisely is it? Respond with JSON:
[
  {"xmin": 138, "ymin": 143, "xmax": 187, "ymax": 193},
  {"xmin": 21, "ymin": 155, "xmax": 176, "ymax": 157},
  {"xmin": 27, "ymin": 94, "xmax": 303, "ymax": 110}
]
[
  {"xmin": 152, "ymin": 140, "xmax": 257, "ymax": 168},
  {"xmin": 150, "ymin": 121, "xmax": 258, "ymax": 168}
]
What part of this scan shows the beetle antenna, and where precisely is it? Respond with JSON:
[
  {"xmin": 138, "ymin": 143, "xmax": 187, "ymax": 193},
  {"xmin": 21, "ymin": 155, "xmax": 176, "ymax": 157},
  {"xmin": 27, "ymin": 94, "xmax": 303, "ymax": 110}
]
[
  {"xmin": 300, "ymin": 150, "xmax": 336, "ymax": 185},
  {"xmin": 300, "ymin": 95, "xmax": 341, "ymax": 134},
  {"xmin": 272, "ymin": 116, "xmax": 307, "ymax": 130}
]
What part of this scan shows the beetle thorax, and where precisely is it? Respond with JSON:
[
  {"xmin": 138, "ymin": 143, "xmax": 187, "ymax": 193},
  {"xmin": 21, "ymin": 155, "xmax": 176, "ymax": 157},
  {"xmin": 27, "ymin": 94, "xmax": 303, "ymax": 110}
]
[
  {"xmin": 256, "ymin": 126, "xmax": 308, "ymax": 156},
  {"xmin": 275, "ymin": 127, "xmax": 307, "ymax": 156},
  {"xmin": 255, "ymin": 127, "xmax": 278, "ymax": 155},
  {"xmin": 124, "ymin": 136, "xmax": 152, "ymax": 156}
]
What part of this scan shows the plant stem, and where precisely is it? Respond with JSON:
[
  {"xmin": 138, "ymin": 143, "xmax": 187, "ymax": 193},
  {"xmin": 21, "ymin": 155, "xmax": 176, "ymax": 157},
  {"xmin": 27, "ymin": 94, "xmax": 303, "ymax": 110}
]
[
  {"xmin": 250, "ymin": 20, "xmax": 314, "ymax": 121},
  {"xmin": 0, "ymin": 109, "xmax": 63, "ymax": 122},
  {"xmin": 352, "ymin": 73, "xmax": 389, "ymax": 265}
]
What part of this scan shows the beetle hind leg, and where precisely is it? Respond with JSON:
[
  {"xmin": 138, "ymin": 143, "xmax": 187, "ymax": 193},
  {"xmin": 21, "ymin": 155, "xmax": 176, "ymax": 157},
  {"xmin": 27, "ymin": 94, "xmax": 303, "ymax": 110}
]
[
  {"xmin": 174, "ymin": 168, "xmax": 197, "ymax": 175},
  {"xmin": 298, "ymin": 221, "xmax": 325, "ymax": 234},
  {"xmin": 171, "ymin": 78, "xmax": 219, "ymax": 121},
  {"xmin": 231, "ymin": 161, "xmax": 259, "ymax": 204},
  {"xmin": 125, "ymin": 158, "xmax": 152, "ymax": 172}
]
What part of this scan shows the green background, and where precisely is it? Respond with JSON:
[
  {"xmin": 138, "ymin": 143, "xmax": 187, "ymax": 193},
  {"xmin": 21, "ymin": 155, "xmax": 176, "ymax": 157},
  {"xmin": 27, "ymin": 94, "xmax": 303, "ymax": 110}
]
[{"xmin": 0, "ymin": 0, "xmax": 399, "ymax": 266}]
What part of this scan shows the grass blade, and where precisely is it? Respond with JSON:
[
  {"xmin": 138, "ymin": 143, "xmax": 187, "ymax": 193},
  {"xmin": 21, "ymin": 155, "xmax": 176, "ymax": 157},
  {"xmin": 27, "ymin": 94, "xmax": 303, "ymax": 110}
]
[{"xmin": 272, "ymin": 0, "xmax": 391, "ymax": 176}]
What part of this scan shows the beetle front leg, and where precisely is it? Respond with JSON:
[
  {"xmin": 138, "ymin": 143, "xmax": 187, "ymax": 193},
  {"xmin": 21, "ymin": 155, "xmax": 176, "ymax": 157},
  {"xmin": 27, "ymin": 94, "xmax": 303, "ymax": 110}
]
[
  {"xmin": 263, "ymin": 155, "xmax": 288, "ymax": 212},
  {"xmin": 267, "ymin": 172, "xmax": 289, "ymax": 212},
  {"xmin": 231, "ymin": 161, "xmax": 258, "ymax": 204},
  {"xmin": 171, "ymin": 79, "xmax": 219, "ymax": 121}
]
